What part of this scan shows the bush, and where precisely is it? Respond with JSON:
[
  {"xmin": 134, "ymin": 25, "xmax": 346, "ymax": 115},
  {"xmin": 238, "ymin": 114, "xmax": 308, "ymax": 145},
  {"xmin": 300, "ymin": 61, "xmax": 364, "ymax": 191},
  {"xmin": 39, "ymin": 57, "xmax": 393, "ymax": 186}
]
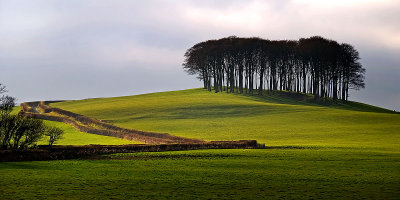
[
  {"xmin": 0, "ymin": 83, "xmax": 46, "ymax": 150},
  {"xmin": 0, "ymin": 113, "xmax": 45, "ymax": 150},
  {"xmin": 45, "ymin": 126, "xmax": 64, "ymax": 147}
]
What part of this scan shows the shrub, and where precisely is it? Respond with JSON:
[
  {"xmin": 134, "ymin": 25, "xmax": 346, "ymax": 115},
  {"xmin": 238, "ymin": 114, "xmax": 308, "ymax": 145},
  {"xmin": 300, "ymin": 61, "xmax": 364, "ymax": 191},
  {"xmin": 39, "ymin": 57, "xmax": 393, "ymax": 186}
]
[
  {"xmin": 45, "ymin": 126, "xmax": 64, "ymax": 147},
  {"xmin": 0, "ymin": 114, "xmax": 45, "ymax": 149},
  {"xmin": 1, "ymin": 83, "xmax": 46, "ymax": 150}
]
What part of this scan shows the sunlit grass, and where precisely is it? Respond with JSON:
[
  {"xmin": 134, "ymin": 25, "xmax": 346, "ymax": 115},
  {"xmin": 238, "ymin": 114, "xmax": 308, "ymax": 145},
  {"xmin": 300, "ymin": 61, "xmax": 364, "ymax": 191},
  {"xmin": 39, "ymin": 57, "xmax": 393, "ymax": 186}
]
[
  {"xmin": 52, "ymin": 88, "xmax": 400, "ymax": 151},
  {"xmin": 38, "ymin": 121, "xmax": 139, "ymax": 145}
]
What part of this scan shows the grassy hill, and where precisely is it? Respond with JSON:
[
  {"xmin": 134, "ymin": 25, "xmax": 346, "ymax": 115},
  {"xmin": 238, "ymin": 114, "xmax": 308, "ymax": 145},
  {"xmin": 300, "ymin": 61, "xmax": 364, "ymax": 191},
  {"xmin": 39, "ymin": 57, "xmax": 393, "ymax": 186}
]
[
  {"xmin": 51, "ymin": 88, "xmax": 400, "ymax": 151},
  {"xmin": 2, "ymin": 89, "xmax": 399, "ymax": 199}
]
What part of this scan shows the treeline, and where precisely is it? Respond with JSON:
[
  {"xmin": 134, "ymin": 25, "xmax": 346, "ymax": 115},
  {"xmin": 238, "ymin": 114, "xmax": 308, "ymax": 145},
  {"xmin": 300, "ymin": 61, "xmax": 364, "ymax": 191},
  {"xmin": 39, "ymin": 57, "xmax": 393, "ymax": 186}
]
[{"xmin": 183, "ymin": 36, "xmax": 365, "ymax": 101}]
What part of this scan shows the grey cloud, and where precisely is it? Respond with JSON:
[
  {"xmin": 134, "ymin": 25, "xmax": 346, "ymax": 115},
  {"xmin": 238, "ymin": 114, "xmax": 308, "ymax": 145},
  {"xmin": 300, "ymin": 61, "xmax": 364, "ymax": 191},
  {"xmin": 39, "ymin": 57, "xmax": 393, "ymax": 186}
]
[{"xmin": 0, "ymin": 0, "xmax": 399, "ymax": 111}]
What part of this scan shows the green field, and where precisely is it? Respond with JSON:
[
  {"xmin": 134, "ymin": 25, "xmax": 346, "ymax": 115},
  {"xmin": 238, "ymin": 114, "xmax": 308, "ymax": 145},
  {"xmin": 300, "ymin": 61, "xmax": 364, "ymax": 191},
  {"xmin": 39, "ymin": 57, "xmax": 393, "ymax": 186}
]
[
  {"xmin": 51, "ymin": 88, "xmax": 400, "ymax": 150},
  {"xmin": 1, "ymin": 149, "xmax": 399, "ymax": 199},
  {"xmin": 1, "ymin": 89, "xmax": 399, "ymax": 199},
  {"xmin": 38, "ymin": 121, "xmax": 139, "ymax": 145}
]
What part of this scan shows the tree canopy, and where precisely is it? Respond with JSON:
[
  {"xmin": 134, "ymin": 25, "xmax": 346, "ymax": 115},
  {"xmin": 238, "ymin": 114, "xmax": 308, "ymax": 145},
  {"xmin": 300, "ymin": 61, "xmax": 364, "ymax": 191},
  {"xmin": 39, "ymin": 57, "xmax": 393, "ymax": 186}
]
[{"xmin": 183, "ymin": 36, "xmax": 365, "ymax": 101}]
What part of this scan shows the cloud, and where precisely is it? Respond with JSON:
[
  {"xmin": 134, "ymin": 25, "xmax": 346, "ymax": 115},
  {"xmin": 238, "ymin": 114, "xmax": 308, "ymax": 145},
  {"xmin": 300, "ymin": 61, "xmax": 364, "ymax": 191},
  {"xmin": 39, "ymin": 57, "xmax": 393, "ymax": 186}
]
[
  {"xmin": 0, "ymin": 0, "xmax": 399, "ymax": 110},
  {"xmin": 180, "ymin": 0, "xmax": 400, "ymax": 50}
]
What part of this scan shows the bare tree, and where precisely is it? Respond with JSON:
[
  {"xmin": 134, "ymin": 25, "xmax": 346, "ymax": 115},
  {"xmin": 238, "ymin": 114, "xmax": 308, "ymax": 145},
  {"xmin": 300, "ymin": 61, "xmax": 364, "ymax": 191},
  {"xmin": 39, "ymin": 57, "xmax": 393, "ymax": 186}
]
[
  {"xmin": 0, "ymin": 83, "xmax": 6, "ymax": 94},
  {"xmin": 0, "ymin": 84, "xmax": 16, "ymax": 114}
]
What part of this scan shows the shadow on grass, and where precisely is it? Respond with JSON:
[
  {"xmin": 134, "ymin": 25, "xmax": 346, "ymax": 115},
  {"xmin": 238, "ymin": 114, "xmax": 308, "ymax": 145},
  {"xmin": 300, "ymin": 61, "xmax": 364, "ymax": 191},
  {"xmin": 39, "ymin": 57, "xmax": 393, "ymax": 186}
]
[
  {"xmin": 96, "ymin": 153, "xmax": 253, "ymax": 160},
  {"xmin": 0, "ymin": 162, "xmax": 53, "ymax": 170},
  {"xmin": 228, "ymin": 89, "xmax": 398, "ymax": 114},
  {"xmin": 120, "ymin": 103, "xmax": 318, "ymax": 121}
]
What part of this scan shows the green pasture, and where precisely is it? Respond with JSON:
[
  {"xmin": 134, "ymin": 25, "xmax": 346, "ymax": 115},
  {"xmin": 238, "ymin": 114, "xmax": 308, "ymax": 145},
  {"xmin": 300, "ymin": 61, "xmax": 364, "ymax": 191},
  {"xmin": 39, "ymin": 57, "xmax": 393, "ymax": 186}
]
[
  {"xmin": 1, "ymin": 149, "xmax": 399, "ymax": 199},
  {"xmin": 2, "ymin": 89, "xmax": 399, "ymax": 199},
  {"xmin": 51, "ymin": 88, "xmax": 400, "ymax": 151}
]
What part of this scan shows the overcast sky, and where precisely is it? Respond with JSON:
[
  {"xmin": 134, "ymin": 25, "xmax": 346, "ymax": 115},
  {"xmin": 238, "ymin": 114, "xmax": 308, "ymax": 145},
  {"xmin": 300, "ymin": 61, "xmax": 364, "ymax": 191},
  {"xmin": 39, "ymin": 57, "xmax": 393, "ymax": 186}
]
[{"xmin": 0, "ymin": 0, "xmax": 399, "ymax": 110}]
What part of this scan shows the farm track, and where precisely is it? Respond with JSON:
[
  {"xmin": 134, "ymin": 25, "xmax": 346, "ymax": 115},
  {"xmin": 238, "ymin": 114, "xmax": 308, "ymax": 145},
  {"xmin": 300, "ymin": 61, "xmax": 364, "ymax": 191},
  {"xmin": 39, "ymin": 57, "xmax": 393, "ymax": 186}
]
[{"xmin": 20, "ymin": 101, "xmax": 205, "ymax": 144}]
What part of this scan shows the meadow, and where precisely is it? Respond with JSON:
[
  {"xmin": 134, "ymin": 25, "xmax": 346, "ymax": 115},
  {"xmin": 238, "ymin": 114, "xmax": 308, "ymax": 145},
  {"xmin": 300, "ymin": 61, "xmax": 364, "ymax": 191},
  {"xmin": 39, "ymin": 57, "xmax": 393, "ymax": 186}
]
[
  {"xmin": 1, "ymin": 89, "xmax": 399, "ymax": 199},
  {"xmin": 51, "ymin": 88, "xmax": 400, "ymax": 151},
  {"xmin": 1, "ymin": 149, "xmax": 399, "ymax": 199}
]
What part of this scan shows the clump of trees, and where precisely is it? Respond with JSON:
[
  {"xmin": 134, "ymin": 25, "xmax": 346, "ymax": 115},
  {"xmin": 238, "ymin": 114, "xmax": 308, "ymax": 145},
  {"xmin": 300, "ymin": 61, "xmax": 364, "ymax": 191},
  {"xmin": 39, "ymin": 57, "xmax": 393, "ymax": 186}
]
[
  {"xmin": 0, "ymin": 83, "xmax": 64, "ymax": 149},
  {"xmin": 183, "ymin": 36, "xmax": 365, "ymax": 101}
]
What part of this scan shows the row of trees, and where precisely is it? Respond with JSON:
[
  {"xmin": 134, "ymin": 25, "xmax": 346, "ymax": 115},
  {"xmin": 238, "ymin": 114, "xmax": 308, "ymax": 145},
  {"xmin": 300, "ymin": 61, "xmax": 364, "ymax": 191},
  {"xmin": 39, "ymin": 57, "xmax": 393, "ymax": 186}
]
[
  {"xmin": 0, "ymin": 83, "xmax": 63, "ymax": 150},
  {"xmin": 183, "ymin": 36, "xmax": 365, "ymax": 101}
]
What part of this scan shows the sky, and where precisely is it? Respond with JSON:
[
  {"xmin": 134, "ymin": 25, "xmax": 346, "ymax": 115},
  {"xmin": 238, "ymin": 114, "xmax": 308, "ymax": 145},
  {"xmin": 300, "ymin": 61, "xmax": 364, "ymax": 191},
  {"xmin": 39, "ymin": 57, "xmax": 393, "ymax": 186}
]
[{"xmin": 0, "ymin": 0, "xmax": 399, "ymax": 111}]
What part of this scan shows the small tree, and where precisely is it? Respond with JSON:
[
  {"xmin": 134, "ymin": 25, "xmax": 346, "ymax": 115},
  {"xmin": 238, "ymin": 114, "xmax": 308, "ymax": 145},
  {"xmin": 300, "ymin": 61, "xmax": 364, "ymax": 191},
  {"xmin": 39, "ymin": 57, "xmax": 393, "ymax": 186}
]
[
  {"xmin": 12, "ymin": 116, "xmax": 45, "ymax": 149},
  {"xmin": 1, "ymin": 113, "xmax": 45, "ymax": 149},
  {"xmin": 1, "ymin": 83, "xmax": 17, "ymax": 149},
  {"xmin": 0, "ymin": 84, "xmax": 16, "ymax": 116},
  {"xmin": 0, "ymin": 83, "xmax": 46, "ymax": 149},
  {"xmin": 45, "ymin": 126, "xmax": 64, "ymax": 147}
]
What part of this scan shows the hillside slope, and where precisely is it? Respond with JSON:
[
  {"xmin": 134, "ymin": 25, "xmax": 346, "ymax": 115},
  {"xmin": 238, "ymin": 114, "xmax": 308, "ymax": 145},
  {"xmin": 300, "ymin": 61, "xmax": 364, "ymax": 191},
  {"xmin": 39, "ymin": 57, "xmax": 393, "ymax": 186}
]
[
  {"xmin": 3, "ymin": 89, "xmax": 399, "ymax": 199},
  {"xmin": 11, "ymin": 107, "xmax": 138, "ymax": 145},
  {"xmin": 51, "ymin": 88, "xmax": 400, "ymax": 150}
]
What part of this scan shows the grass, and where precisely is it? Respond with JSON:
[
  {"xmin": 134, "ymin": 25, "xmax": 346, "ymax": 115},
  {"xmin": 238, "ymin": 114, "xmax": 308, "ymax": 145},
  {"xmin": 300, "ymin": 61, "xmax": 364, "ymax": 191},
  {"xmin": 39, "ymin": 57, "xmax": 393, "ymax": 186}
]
[
  {"xmin": 1, "ymin": 149, "xmax": 399, "ymax": 199},
  {"xmin": 51, "ymin": 88, "xmax": 400, "ymax": 151},
  {"xmin": 11, "ymin": 107, "xmax": 139, "ymax": 145},
  {"xmin": 38, "ymin": 121, "xmax": 139, "ymax": 145},
  {"xmin": 1, "ymin": 88, "xmax": 399, "ymax": 199}
]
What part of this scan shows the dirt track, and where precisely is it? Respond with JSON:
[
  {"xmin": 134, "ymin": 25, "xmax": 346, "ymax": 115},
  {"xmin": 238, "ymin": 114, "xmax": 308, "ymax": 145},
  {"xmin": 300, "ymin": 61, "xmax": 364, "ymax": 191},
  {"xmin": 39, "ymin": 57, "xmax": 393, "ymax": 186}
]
[{"xmin": 20, "ymin": 101, "xmax": 205, "ymax": 144}]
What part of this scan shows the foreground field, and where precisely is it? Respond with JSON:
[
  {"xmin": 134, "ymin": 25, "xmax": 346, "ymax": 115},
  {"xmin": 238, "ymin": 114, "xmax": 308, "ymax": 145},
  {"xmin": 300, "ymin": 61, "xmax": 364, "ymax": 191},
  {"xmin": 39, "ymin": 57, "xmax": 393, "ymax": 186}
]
[{"xmin": 1, "ymin": 149, "xmax": 399, "ymax": 199}]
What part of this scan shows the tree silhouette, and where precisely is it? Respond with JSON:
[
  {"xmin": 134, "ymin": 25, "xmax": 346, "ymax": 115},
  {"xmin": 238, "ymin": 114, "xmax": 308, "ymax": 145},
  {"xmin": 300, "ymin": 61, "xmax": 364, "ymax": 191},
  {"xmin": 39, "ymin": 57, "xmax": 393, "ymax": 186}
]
[
  {"xmin": 183, "ymin": 36, "xmax": 365, "ymax": 102},
  {"xmin": 0, "ymin": 84, "xmax": 48, "ymax": 149}
]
